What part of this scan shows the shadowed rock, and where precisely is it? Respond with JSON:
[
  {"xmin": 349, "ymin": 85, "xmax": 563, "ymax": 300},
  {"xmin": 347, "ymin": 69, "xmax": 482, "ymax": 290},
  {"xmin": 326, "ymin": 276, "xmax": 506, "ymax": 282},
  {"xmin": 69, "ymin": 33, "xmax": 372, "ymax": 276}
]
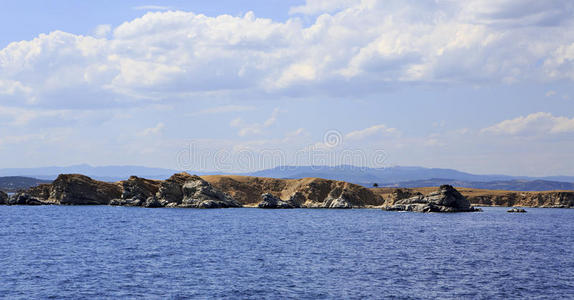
[
  {"xmin": 110, "ymin": 176, "xmax": 161, "ymax": 207},
  {"xmin": 258, "ymin": 193, "xmax": 296, "ymax": 209},
  {"xmin": 181, "ymin": 178, "xmax": 241, "ymax": 208},
  {"xmin": 49, "ymin": 174, "xmax": 122, "ymax": 205},
  {"xmin": 0, "ymin": 191, "xmax": 7, "ymax": 205},
  {"xmin": 384, "ymin": 185, "xmax": 479, "ymax": 212},
  {"xmin": 507, "ymin": 208, "xmax": 527, "ymax": 213},
  {"xmin": 155, "ymin": 172, "xmax": 195, "ymax": 206},
  {"xmin": 8, "ymin": 193, "xmax": 48, "ymax": 205},
  {"xmin": 152, "ymin": 172, "xmax": 241, "ymax": 208}
]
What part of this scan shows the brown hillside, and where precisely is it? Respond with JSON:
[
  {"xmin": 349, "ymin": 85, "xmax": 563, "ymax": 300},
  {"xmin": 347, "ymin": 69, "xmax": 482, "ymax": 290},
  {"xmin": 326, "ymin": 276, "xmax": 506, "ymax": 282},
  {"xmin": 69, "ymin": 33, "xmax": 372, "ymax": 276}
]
[{"xmin": 202, "ymin": 175, "xmax": 384, "ymax": 207}]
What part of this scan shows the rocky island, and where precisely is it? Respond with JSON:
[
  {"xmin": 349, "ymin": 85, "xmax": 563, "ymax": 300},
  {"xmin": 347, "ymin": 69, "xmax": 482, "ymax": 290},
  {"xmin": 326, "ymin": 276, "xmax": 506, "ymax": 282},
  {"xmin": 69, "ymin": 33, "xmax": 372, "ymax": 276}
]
[
  {"xmin": 1, "ymin": 173, "xmax": 573, "ymax": 211},
  {"xmin": 1, "ymin": 172, "xmax": 383, "ymax": 209},
  {"xmin": 383, "ymin": 185, "xmax": 480, "ymax": 212}
]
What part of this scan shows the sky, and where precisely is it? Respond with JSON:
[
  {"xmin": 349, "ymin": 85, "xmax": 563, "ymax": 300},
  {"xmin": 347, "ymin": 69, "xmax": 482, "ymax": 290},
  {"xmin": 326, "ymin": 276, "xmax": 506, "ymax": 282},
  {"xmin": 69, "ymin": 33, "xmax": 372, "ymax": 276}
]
[{"xmin": 1, "ymin": 0, "xmax": 574, "ymax": 176}]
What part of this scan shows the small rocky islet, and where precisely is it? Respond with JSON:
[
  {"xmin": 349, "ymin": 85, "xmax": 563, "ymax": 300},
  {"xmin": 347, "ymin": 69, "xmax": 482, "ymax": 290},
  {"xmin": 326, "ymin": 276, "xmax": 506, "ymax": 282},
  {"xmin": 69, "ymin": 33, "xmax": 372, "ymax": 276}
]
[{"xmin": 1, "ymin": 172, "xmax": 571, "ymax": 211}]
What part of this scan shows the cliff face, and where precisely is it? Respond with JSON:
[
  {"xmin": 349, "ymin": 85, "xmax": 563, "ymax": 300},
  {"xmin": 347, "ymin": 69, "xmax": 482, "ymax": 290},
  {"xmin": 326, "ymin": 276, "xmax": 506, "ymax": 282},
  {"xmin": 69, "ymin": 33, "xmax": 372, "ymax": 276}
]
[
  {"xmin": 35, "ymin": 174, "xmax": 122, "ymax": 205},
  {"xmin": 372, "ymin": 187, "xmax": 574, "ymax": 208},
  {"xmin": 384, "ymin": 185, "xmax": 479, "ymax": 212},
  {"xmin": 201, "ymin": 175, "xmax": 384, "ymax": 208},
  {"xmin": 466, "ymin": 191, "xmax": 574, "ymax": 208}
]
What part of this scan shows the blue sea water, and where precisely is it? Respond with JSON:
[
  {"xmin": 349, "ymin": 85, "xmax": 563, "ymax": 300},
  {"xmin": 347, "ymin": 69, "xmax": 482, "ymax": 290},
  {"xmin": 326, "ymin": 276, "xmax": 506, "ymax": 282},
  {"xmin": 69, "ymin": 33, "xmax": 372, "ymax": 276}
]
[{"xmin": 0, "ymin": 207, "xmax": 573, "ymax": 299}]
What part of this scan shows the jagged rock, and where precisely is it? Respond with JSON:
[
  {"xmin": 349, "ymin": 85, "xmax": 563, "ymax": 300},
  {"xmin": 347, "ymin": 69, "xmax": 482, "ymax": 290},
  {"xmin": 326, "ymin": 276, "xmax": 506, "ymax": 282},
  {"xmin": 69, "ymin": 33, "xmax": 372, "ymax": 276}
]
[
  {"xmin": 508, "ymin": 208, "xmax": 527, "ymax": 213},
  {"xmin": 7, "ymin": 193, "xmax": 48, "ymax": 205},
  {"xmin": 0, "ymin": 191, "xmax": 7, "ymax": 205},
  {"xmin": 258, "ymin": 193, "xmax": 295, "ymax": 209},
  {"xmin": 155, "ymin": 172, "xmax": 195, "ymax": 206},
  {"xmin": 181, "ymin": 178, "xmax": 241, "ymax": 208},
  {"xmin": 144, "ymin": 196, "xmax": 163, "ymax": 208},
  {"xmin": 384, "ymin": 185, "xmax": 479, "ymax": 213},
  {"xmin": 47, "ymin": 174, "xmax": 122, "ymax": 205},
  {"xmin": 325, "ymin": 196, "xmax": 352, "ymax": 209},
  {"xmin": 288, "ymin": 192, "xmax": 306, "ymax": 207},
  {"xmin": 111, "ymin": 176, "xmax": 161, "ymax": 207}
]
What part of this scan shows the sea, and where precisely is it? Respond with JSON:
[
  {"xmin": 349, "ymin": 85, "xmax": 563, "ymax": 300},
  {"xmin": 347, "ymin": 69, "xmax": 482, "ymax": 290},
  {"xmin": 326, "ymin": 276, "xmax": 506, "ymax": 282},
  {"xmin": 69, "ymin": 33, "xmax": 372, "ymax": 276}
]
[{"xmin": 0, "ymin": 206, "xmax": 572, "ymax": 299}]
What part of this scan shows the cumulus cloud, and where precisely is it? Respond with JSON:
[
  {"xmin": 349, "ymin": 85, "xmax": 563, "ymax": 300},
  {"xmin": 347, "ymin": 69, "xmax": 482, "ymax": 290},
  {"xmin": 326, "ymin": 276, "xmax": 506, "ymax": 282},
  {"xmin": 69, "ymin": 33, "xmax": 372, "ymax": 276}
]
[
  {"xmin": 481, "ymin": 112, "xmax": 574, "ymax": 135},
  {"xmin": 289, "ymin": 0, "xmax": 355, "ymax": 15},
  {"xmin": 93, "ymin": 24, "xmax": 112, "ymax": 38},
  {"xmin": 0, "ymin": 3, "xmax": 573, "ymax": 110}
]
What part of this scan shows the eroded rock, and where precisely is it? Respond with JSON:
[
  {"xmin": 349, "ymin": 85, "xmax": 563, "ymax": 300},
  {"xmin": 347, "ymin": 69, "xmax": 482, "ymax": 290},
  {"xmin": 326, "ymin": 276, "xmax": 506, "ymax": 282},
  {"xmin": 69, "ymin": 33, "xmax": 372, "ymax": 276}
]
[
  {"xmin": 258, "ymin": 193, "xmax": 295, "ymax": 209},
  {"xmin": 507, "ymin": 208, "xmax": 527, "ymax": 213},
  {"xmin": 0, "ymin": 191, "xmax": 7, "ymax": 205},
  {"xmin": 110, "ymin": 176, "xmax": 161, "ymax": 207},
  {"xmin": 181, "ymin": 178, "xmax": 241, "ymax": 208},
  {"xmin": 384, "ymin": 185, "xmax": 479, "ymax": 213}
]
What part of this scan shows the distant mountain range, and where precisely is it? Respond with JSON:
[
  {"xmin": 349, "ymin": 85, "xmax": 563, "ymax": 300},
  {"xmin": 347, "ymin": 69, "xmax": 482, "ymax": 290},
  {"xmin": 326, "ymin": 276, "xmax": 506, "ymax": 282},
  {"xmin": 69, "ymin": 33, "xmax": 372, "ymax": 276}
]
[
  {"xmin": 0, "ymin": 176, "xmax": 51, "ymax": 193},
  {"xmin": 383, "ymin": 178, "xmax": 574, "ymax": 191},
  {"xmin": 0, "ymin": 164, "xmax": 180, "ymax": 182},
  {"xmin": 246, "ymin": 165, "xmax": 574, "ymax": 185},
  {"xmin": 0, "ymin": 164, "xmax": 573, "ymax": 191}
]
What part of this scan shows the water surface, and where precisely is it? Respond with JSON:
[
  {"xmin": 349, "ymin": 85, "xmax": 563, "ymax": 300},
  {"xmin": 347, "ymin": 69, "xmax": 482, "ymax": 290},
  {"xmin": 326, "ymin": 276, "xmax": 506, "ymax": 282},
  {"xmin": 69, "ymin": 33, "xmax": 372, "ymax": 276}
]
[{"xmin": 1, "ymin": 207, "xmax": 572, "ymax": 299}]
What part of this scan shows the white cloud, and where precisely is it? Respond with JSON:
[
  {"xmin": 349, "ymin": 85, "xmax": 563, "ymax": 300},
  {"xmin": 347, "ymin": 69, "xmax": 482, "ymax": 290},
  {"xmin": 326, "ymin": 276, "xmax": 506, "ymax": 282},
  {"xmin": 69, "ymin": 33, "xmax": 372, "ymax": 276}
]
[
  {"xmin": 93, "ymin": 24, "xmax": 112, "ymax": 38},
  {"xmin": 230, "ymin": 108, "xmax": 283, "ymax": 137},
  {"xmin": 345, "ymin": 124, "xmax": 397, "ymax": 140},
  {"xmin": 139, "ymin": 122, "xmax": 165, "ymax": 136},
  {"xmin": 481, "ymin": 112, "xmax": 574, "ymax": 135},
  {"xmin": 289, "ymin": 0, "xmax": 355, "ymax": 15},
  {"xmin": 0, "ymin": 3, "xmax": 573, "ymax": 110}
]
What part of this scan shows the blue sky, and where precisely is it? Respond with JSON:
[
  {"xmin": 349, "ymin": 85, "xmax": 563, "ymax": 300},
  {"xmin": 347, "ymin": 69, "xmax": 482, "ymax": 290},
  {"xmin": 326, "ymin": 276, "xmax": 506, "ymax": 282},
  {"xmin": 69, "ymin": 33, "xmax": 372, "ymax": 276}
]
[{"xmin": 1, "ymin": 0, "xmax": 574, "ymax": 176}]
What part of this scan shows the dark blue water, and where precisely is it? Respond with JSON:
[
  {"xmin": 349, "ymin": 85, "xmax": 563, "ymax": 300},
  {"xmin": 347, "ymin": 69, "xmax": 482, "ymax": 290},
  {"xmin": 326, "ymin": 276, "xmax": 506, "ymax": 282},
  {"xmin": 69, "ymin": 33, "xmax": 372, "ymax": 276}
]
[{"xmin": 1, "ymin": 207, "xmax": 573, "ymax": 299}]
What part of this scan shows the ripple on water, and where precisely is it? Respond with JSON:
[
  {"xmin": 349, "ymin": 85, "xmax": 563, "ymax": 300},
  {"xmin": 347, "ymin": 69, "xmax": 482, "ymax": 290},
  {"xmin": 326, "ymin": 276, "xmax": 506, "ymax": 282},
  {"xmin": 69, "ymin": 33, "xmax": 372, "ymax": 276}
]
[{"xmin": 0, "ymin": 207, "xmax": 573, "ymax": 299}]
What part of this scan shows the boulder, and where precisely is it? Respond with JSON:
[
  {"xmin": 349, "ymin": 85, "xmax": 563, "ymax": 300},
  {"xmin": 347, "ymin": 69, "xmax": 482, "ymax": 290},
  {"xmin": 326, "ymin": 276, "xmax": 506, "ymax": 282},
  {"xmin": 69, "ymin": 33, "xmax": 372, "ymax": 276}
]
[
  {"xmin": 144, "ymin": 196, "xmax": 163, "ymax": 208},
  {"xmin": 155, "ymin": 172, "xmax": 196, "ymax": 206},
  {"xmin": 258, "ymin": 193, "xmax": 295, "ymax": 209},
  {"xmin": 324, "ymin": 196, "xmax": 352, "ymax": 209},
  {"xmin": 7, "ymin": 193, "xmax": 48, "ymax": 205},
  {"xmin": 0, "ymin": 191, "xmax": 7, "ymax": 205},
  {"xmin": 384, "ymin": 185, "xmax": 479, "ymax": 213},
  {"xmin": 111, "ymin": 176, "xmax": 161, "ymax": 207},
  {"xmin": 507, "ymin": 208, "xmax": 527, "ymax": 213},
  {"xmin": 181, "ymin": 177, "xmax": 241, "ymax": 208}
]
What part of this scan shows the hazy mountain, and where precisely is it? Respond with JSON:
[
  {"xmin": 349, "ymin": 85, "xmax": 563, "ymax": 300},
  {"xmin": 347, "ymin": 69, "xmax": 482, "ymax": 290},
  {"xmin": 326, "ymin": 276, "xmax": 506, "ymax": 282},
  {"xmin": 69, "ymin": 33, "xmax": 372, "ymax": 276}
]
[
  {"xmin": 382, "ymin": 178, "xmax": 574, "ymax": 191},
  {"xmin": 247, "ymin": 165, "xmax": 542, "ymax": 184},
  {"xmin": 0, "ymin": 164, "xmax": 573, "ymax": 191},
  {"xmin": 0, "ymin": 176, "xmax": 52, "ymax": 192},
  {"xmin": 0, "ymin": 164, "xmax": 180, "ymax": 181}
]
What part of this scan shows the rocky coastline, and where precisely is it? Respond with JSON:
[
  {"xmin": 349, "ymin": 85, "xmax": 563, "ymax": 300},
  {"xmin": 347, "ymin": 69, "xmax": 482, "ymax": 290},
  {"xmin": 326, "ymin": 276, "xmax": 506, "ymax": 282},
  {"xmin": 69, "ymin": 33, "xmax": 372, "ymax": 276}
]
[{"xmin": 1, "ymin": 173, "xmax": 572, "ymax": 210}]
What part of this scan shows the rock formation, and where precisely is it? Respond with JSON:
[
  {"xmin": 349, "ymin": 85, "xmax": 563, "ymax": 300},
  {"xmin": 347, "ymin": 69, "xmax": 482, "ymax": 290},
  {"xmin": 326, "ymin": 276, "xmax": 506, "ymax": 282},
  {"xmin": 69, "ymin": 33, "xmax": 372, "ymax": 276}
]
[
  {"xmin": 6, "ymin": 174, "xmax": 121, "ymax": 205},
  {"xmin": 49, "ymin": 174, "xmax": 122, "ymax": 205},
  {"xmin": 150, "ymin": 172, "xmax": 240, "ymax": 208},
  {"xmin": 202, "ymin": 175, "xmax": 384, "ymax": 208},
  {"xmin": 0, "ymin": 191, "xmax": 8, "ymax": 205},
  {"xmin": 383, "ymin": 185, "xmax": 479, "ymax": 212},
  {"xmin": 258, "ymin": 193, "xmax": 296, "ymax": 209},
  {"xmin": 180, "ymin": 177, "xmax": 241, "ymax": 208},
  {"xmin": 373, "ymin": 186, "xmax": 574, "ymax": 208},
  {"xmin": 507, "ymin": 208, "xmax": 527, "ymax": 213},
  {"xmin": 110, "ymin": 176, "xmax": 161, "ymax": 207}
]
